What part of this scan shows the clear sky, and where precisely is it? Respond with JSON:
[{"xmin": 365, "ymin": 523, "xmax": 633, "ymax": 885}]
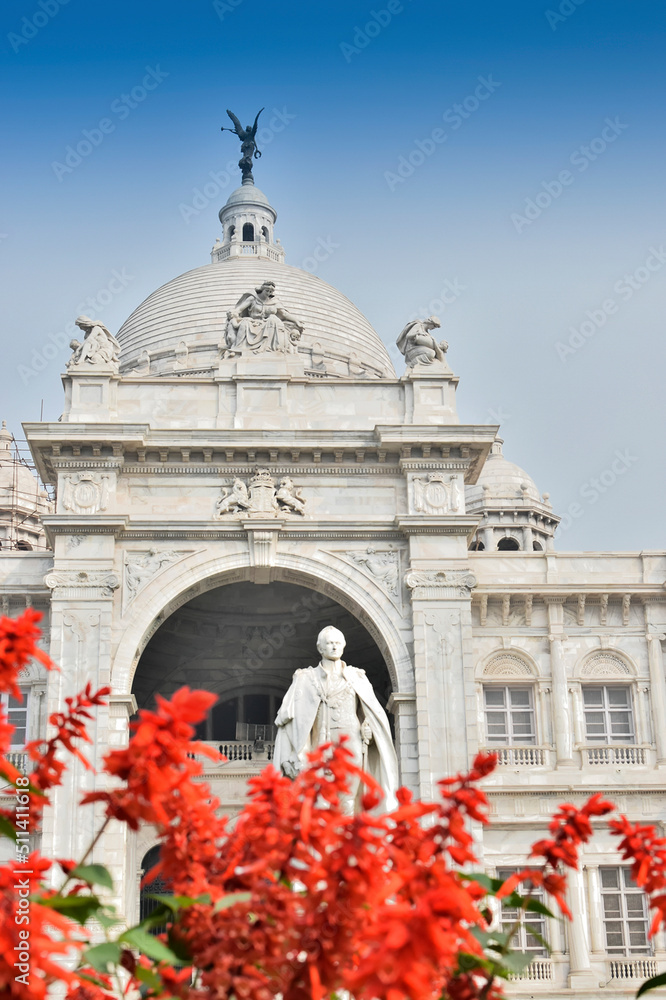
[{"xmin": 1, "ymin": 0, "xmax": 664, "ymax": 551}]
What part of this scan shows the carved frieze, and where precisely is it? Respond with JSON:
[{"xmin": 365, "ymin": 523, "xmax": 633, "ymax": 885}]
[
  {"xmin": 45, "ymin": 571, "xmax": 119, "ymax": 600},
  {"xmin": 124, "ymin": 549, "xmax": 183, "ymax": 604},
  {"xmin": 345, "ymin": 546, "xmax": 400, "ymax": 596},
  {"xmin": 410, "ymin": 472, "xmax": 464, "ymax": 515},
  {"xmin": 405, "ymin": 570, "xmax": 476, "ymax": 600},
  {"xmin": 215, "ymin": 469, "xmax": 306, "ymax": 518},
  {"xmin": 62, "ymin": 472, "xmax": 112, "ymax": 515}
]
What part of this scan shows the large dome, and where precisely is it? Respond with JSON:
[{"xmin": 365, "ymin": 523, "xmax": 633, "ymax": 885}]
[{"xmin": 117, "ymin": 258, "xmax": 395, "ymax": 379}]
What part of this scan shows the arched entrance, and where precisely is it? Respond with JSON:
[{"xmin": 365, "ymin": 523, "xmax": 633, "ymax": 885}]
[{"xmin": 132, "ymin": 580, "xmax": 394, "ymax": 743}]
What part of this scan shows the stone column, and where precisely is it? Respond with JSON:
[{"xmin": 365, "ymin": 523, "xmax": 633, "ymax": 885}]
[
  {"xmin": 567, "ymin": 867, "xmax": 596, "ymax": 988},
  {"xmin": 405, "ymin": 569, "xmax": 477, "ymax": 800},
  {"xmin": 544, "ymin": 597, "xmax": 574, "ymax": 767},
  {"xmin": 585, "ymin": 865, "xmax": 606, "ymax": 955},
  {"xmin": 644, "ymin": 607, "xmax": 666, "ymax": 763},
  {"xmin": 42, "ymin": 555, "xmax": 120, "ymax": 888},
  {"xmin": 387, "ymin": 693, "xmax": 419, "ymax": 794}
]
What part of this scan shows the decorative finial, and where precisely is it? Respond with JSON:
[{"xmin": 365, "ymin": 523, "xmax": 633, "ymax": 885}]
[{"xmin": 221, "ymin": 108, "xmax": 264, "ymax": 185}]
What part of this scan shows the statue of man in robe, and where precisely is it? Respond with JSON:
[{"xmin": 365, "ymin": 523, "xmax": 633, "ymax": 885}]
[{"xmin": 273, "ymin": 626, "xmax": 399, "ymax": 812}]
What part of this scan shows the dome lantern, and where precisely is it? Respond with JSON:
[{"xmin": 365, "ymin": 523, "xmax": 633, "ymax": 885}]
[{"xmin": 212, "ymin": 183, "xmax": 285, "ymax": 265}]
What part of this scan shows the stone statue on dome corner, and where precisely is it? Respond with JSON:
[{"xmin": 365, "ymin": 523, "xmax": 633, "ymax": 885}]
[
  {"xmin": 273, "ymin": 625, "xmax": 399, "ymax": 814},
  {"xmin": 396, "ymin": 315, "xmax": 449, "ymax": 368},
  {"xmin": 67, "ymin": 315, "xmax": 121, "ymax": 372}
]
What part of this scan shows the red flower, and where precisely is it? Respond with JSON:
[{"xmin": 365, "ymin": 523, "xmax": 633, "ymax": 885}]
[
  {"xmin": 0, "ymin": 853, "xmax": 81, "ymax": 1000},
  {"xmin": 609, "ymin": 815, "xmax": 666, "ymax": 935},
  {"xmin": 0, "ymin": 608, "xmax": 53, "ymax": 699}
]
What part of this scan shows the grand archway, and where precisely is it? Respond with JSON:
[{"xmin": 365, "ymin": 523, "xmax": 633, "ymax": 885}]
[{"xmin": 132, "ymin": 579, "xmax": 394, "ymax": 742}]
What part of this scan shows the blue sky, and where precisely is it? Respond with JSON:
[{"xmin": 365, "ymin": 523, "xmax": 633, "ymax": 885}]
[{"xmin": 1, "ymin": 0, "xmax": 664, "ymax": 550}]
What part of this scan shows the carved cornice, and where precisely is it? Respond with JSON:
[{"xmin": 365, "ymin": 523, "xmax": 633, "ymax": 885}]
[
  {"xmin": 406, "ymin": 569, "xmax": 477, "ymax": 600},
  {"xmin": 396, "ymin": 515, "xmax": 480, "ymax": 537},
  {"xmin": 44, "ymin": 570, "xmax": 120, "ymax": 600}
]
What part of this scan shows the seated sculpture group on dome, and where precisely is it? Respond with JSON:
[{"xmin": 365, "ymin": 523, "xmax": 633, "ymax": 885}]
[{"xmin": 221, "ymin": 280, "xmax": 304, "ymax": 358}]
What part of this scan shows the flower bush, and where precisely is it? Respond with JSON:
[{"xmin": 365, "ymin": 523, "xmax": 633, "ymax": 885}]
[{"xmin": 1, "ymin": 609, "xmax": 665, "ymax": 1000}]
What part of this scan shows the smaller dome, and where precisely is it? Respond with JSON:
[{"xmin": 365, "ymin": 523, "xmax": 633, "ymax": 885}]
[
  {"xmin": 223, "ymin": 185, "xmax": 273, "ymax": 210},
  {"xmin": 467, "ymin": 438, "xmax": 541, "ymax": 504}
]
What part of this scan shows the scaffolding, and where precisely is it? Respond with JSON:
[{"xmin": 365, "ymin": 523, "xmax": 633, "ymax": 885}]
[{"xmin": 0, "ymin": 432, "xmax": 54, "ymax": 552}]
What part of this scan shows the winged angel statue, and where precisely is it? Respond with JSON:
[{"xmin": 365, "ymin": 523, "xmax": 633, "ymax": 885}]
[{"xmin": 221, "ymin": 108, "xmax": 264, "ymax": 184}]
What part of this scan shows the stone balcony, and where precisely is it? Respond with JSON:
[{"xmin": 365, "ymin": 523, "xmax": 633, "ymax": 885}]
[
  {"xmin": 583, "ymin": 745, "xmax": 648, "ymax": 766},
  {"xmin": 190, "ymin": 740, "xmax": 275, "ymax": 770}
]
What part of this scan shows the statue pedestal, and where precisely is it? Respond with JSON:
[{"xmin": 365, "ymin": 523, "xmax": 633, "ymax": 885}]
[
  {"xmin": 220, "ymin": 354, "xmax": 306, "ymax": 379},
  {"xmin": 399, "ymin": 365, "xmax": 460, "ymax": 425},
  {"xmin": 62, "ymin": 370, "xmax": 120, "ymax": 422}
]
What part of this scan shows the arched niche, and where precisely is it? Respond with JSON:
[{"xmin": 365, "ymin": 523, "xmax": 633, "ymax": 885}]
[
  {"xmin": 575, "ymin": 649, "xmax": 636, "ymax": 680},
  {"xmin": 131, "ymin": 579, "xmax": 394, "ymax": 740},
  {"xmin": 113, "ymin": 555, "xmax": 412, "ymax": 699},
  {"xmin": 477, "ymin": 650, "xmax": 539, "ymax": 681}
]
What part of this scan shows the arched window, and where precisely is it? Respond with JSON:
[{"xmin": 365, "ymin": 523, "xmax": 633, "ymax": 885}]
[
  {"xmin": 469, "ymin": 540, "xmax": 485, "ymax": 551},
  {"xmin": 140, "ymin": 846, "xmax": 170, "ymax": 931},
  {"xmin": 16, "ymin": 540, "xmax": 33, "ymax": 551},
  {"xmin": 242, "ymin": 222, "xmax": 254, "ymax": 241},
  {"xmin": 227, "ymin": 225, "xmax": 235, "ymax": 240},
  {"xmin": 497, "ymin": 537, "xmax": 520, "ymax": 551},
  {"xmin": 261, "ymin": 226, "xmax": 269, "ymax": 241},
  {"xmin": 532, "ymin": 540, "xmax": 543, "ymax": 551}
]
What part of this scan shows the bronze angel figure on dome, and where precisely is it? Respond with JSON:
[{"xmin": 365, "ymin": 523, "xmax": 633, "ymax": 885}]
[{"xmin": 221, "ymin": 108, "xmax": 264, "ymax": 184}]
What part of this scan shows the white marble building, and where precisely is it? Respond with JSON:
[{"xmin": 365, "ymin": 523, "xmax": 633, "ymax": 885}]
[{"xmin": 1, "ymin": 177, "xmax": 664, "ymax": 999}]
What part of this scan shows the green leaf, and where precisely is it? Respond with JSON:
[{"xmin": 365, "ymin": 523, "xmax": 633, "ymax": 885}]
[
  {"xmin": 78, "ymin": 971, "xmax": 114, "ymax": 989},
  {"xmin": 82, "ymin": 942, "xmax": 121, "ymax": 973},
  {"xmin": 71, "ymin": 864, "xmax": 114, "ymax": 891},
  {"xmin": 135, "ymin": 965, "xmax": 162, "ymax": 989},
  {"xmin": 471, "ymin": 926, "xmax": 510, "ymax": 950},
  {"xmin": 500, "ymin": 951, "xmax": 537, "ymax": 976},
  {"xmin": 521, "ymin": 926, "xmax": 551, "ymax": 953},
  {"xmin": 461, "ymin": 872, "xmax": 504, "ymax": 894},
  {"xmin": 166, "ymin": 928, "xmax": 193, "ymax": 964},
  {"xmin": 120, "ymin": 927, "xmax": 181, "ymax": 964},
  {"xmin": 96, "ymin": 909, "xmax": 122, "ymax": 930},
  {"xmin": 0, "ymin": 815, "xmax": 17, "ymax": 842},
  {"xmin": 40, "ymin": 893, "xmax": 102, "ymax": 925},
  {"xmin": 457, "ymin": 951, "xmax": 493, "ymax": 973},
  {"xmin": 525, "ymin": 898, "xmax": 556, "ymax": 919},
  {"xmin": 146, "ymin": 892, "xmax": 211, "ymax": 912},
  {"xmin": 214, "ymin": 891, "xmax": 252, "ymax": 912},
  {"xmin": 637, "ymin": 972, "xmax": 666, "ymax": 997}
]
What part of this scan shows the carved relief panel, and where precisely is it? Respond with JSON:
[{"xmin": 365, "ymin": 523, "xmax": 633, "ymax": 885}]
[{"xmin": 409, "ymin": 472, "xmax": 464, "ymax": 515}]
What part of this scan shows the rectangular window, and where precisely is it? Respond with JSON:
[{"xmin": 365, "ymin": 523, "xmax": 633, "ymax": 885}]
[
  {"xmin": 600, "ymin": 867, "xmax": 651, "ymax": 956},
  {"xmin": 1, "ymin": 689, "xmax": 29, "ymax": 748},
  {"xmin": 497, "ymin": 868, "xmax": 548, "ymax": 956},
  {"xmin": 484, "ymin": 686, "xmax": 536, "ymax": 745},
  {"xmin": 583, "ymin": 686, "xmax": 634, "ymax": 744}
]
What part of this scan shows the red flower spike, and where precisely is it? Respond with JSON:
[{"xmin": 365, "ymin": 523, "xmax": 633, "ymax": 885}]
[{"xmin": 609, "ymin": 814, "xmax": 666, "ymax": 935}]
